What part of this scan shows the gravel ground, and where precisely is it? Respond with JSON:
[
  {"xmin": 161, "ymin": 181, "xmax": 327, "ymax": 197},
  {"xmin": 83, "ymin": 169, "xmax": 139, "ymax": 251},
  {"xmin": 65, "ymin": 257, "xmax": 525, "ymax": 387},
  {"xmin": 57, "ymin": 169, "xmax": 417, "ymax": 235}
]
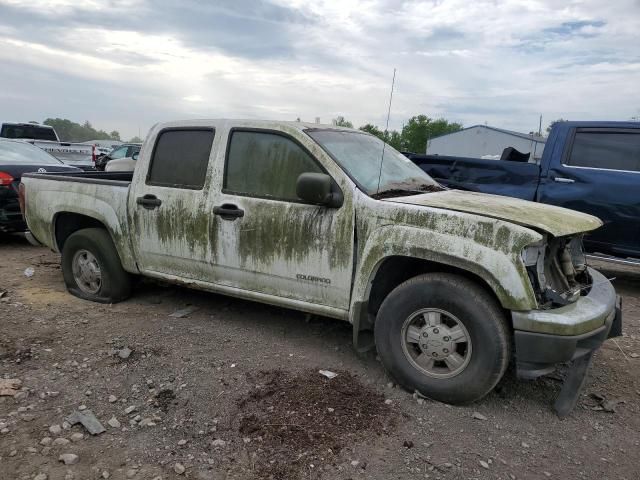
[{"xmin": 1, "ymin": 235, "xmax": 639, "ymax": 480}]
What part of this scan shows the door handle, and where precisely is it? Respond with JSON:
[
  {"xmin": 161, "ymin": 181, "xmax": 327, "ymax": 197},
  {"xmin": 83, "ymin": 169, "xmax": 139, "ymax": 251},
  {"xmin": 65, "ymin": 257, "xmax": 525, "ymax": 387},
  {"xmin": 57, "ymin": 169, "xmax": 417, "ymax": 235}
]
[
  {"xmin": 553, "ymin": 177, "xmax": 575, "ymax": 184},
  {"xmin": 213, "ymin": 203, "xmax": 244, "ymax": 220},
  {"xmin": 136, "ymin": 194, "xmax": 162, "ymax": 209}
]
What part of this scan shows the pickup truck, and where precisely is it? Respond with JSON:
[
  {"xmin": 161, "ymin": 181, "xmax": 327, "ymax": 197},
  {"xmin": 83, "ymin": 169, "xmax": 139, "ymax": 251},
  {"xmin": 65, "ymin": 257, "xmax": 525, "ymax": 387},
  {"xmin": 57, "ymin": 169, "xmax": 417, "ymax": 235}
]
[
  {"xmin": 21, "ymin": 119, "xmax": 622, "ymax": 415},
  {"xmin": 406, "ymin": 121, "xmax": 640, "ymax": 264},
  {"xmin": 1, "ymin": 122, "xmax": 96, "ymax": 170}
]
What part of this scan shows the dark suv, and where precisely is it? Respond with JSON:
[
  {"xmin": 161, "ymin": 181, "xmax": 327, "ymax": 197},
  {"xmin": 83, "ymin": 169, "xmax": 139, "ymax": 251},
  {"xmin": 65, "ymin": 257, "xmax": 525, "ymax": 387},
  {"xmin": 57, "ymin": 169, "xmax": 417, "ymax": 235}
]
[{"xmin": 95, "ymin": 143, "xmax": 141, "ymax": 171}]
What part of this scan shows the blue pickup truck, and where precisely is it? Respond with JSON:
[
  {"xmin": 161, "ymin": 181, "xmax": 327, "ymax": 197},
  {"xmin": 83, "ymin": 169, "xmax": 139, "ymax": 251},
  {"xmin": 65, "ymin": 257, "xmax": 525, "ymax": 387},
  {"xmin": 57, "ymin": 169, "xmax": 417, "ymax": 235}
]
[{"xmin": 407, "ymin": 121, "xmax": 640, "ymax": 262}]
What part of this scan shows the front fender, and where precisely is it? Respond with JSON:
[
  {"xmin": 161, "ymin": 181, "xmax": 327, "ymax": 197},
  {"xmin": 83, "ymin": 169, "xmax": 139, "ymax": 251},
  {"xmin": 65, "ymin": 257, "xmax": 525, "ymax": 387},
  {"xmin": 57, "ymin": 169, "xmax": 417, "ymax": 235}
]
[{"xmin": 350, "ymin": 223, "xmax": 540, "ymax": 322}]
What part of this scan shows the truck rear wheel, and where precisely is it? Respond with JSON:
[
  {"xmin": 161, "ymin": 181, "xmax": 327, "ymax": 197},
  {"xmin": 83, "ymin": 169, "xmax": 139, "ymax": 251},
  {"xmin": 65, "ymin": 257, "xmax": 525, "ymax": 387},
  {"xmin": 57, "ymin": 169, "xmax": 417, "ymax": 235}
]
[
  {"xmin": 375, "ymin": 273, "xmax": 510, "ymax": 404},
  {"xmin": 61, "ymin": 228, "xmax": 132, "ymax": 303}
]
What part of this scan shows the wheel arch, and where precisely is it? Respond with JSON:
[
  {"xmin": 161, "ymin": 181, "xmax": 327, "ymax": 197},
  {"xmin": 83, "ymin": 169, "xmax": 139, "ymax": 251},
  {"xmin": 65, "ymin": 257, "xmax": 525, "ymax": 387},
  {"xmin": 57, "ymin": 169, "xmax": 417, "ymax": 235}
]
[
  {"xmin": 53, "ymin": 212, "xmax": 138, "ymax": 273},
  {"xmin": 368, "ymin": 256, "xmax": 502, "ymax": 318},
  {"xmin": 351, "ymin": 254, "xmax": 518, "ymax": 352}
]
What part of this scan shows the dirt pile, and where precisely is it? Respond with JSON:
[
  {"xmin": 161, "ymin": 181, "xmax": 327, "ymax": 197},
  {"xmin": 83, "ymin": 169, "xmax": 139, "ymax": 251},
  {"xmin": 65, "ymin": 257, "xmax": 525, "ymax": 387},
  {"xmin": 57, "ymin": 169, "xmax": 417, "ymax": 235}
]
[{"xmin": 234, "ymin": 369, "xmax": 395, "ymax": 479}]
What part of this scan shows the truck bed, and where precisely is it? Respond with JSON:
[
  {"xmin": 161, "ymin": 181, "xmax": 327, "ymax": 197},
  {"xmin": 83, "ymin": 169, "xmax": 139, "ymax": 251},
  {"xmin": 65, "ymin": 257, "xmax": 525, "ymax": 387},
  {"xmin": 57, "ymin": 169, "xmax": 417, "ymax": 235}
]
[
  {"xmin": 22, "ymin": 170, "xmax": 133, "ymax": 185},
  {"xmin": 406, "ymin": 154, "xmax": 541, "ymax": 201},
  {"xmin": 21, "ymin": 170, "xmax": 136, "ymax": 272}
]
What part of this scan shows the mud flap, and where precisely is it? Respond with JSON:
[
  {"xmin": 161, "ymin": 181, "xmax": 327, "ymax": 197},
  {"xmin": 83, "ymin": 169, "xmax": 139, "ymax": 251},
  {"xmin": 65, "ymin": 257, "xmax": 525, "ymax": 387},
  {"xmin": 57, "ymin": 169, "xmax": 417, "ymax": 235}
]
[
  {"xmin": 553, "ymin": 351, "xmax": 594, "ymax": 418},
  {"xmin": 607, "ymin": 296, "xmax": 623, "ymax": 339}
]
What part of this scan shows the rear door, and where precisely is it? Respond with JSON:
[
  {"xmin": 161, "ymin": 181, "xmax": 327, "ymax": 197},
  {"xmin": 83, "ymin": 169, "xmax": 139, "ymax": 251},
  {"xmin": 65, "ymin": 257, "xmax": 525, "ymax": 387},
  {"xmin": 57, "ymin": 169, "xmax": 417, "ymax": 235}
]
[
  {"xmin": 129, "ymin": 127, "xmax": 218, "ymax": 280},
  {"xmin": 538, "ymin": 128, "xmax": 640, "ymax": 257},
  {"xmin": 209, "ymin": 128, "xmax": 354, "ymax": 310}
]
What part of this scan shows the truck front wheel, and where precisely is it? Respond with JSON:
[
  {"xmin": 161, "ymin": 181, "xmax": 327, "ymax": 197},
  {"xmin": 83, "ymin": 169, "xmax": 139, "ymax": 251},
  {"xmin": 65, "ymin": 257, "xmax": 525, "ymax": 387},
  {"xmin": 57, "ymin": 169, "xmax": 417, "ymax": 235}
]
[
  {"xmin": 61, "ymin": 228, "xmax": 132, "ymax": 303},
  {"xmin": 375, "ymin": 273, "xmax": 510, "ymax": 404}
]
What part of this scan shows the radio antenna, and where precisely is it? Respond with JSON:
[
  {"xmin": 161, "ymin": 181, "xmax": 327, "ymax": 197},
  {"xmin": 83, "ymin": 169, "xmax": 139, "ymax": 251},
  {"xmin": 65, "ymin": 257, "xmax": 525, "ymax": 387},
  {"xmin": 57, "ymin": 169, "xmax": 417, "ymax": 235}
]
[{"xmin": 376, "ymin": 68, "xmax": 396, "ymax": 194}]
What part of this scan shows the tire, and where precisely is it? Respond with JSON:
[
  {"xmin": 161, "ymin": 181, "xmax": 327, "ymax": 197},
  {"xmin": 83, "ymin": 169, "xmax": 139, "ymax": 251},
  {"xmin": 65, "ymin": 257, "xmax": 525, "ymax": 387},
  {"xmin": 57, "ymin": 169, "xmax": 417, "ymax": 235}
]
[
  {"xmin": 375, "ymin": 273, "xmax": 510, "ymax": 404},
  {"xmin": 61, "ymin": 228, "xmax": 132, "ymax": 303}
]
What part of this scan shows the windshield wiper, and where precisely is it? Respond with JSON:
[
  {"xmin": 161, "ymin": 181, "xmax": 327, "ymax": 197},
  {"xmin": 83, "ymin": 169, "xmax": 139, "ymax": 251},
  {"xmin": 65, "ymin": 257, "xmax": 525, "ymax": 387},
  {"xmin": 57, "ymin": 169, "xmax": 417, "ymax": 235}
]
[{"xmin": 371, "ymin": 184, "xmax": 444, "ymax": 199}]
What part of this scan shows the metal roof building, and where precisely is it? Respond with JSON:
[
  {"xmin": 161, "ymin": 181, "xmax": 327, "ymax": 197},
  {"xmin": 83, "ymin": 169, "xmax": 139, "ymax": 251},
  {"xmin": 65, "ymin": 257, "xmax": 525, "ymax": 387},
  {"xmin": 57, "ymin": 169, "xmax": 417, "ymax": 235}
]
[{"xmin": 426, "ymin": 125, "xmax": 546, "ymax": 161}]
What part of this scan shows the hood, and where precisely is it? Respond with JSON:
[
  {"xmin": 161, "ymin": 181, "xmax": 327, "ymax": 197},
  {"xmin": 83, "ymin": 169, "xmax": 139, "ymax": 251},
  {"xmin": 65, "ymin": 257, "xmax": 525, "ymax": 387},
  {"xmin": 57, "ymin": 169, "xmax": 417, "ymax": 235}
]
[{"xmin": 385, "ymin": 190, "xmax": 602, "ymax": 237}]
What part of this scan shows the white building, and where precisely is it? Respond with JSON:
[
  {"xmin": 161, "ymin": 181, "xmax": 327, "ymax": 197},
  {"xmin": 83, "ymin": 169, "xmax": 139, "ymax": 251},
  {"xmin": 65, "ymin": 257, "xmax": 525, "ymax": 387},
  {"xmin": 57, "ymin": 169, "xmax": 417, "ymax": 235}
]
[{"xmin": 426, "ymin": 125, "xmax": 546, "ymax": 162}]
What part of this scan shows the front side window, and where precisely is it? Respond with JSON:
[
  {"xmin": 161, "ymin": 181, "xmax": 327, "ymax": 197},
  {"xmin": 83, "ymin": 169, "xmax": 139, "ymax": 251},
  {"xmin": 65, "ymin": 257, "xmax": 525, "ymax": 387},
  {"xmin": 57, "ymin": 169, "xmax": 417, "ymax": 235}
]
[
  {"xmin": 147, "ymin": 129, "xmax": 214, "ymax": 189},
  {"xmin": 224, "ymin": 131, "xmax": 323, "ymax": 201},
  {"xmin": 567, "ymin": 131, "xmax": 640, "ymax": 172}
]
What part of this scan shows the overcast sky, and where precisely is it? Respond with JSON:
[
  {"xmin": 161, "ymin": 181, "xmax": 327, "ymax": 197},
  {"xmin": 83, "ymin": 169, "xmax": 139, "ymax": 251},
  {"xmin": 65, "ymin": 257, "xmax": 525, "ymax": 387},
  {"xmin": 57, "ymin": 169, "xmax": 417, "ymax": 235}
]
[{"xmin": 1, "ymin": 0, "xmax": 639, "ymax": 140}]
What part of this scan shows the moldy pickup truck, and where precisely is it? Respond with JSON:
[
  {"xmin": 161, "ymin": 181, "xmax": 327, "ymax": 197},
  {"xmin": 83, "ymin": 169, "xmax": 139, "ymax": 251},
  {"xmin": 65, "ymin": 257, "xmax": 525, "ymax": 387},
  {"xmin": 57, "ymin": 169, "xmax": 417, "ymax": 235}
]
[{"xmin": 21, "ymin": 120, "xmax": 622, "ymax": 415}]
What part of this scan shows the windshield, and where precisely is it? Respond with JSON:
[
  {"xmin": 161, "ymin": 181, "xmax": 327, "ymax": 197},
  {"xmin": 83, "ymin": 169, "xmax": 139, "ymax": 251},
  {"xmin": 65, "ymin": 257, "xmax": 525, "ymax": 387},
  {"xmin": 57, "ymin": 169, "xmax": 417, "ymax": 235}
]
[
  {"xmin": 0, "ymin": 140, "xmax": 63, "ymax": 165},
  {"xmin": 306, "ymin": 129, "xmax": 440, "ymax": 195}
]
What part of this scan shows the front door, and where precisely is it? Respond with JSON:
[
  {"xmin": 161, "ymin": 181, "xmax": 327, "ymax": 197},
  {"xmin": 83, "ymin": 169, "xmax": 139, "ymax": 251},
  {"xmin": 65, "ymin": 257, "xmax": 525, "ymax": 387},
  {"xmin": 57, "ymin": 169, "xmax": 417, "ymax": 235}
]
[
  {"xmin": 130, "ymin": 127, "xmax": 218, "ymax": 280},
  {"xmin": 211, "ymin": 128, "xmax": 354, "ymax": 310},
  {"xmin": 539, "ymin": 128, "xmax": 640, "ymax": 257}
]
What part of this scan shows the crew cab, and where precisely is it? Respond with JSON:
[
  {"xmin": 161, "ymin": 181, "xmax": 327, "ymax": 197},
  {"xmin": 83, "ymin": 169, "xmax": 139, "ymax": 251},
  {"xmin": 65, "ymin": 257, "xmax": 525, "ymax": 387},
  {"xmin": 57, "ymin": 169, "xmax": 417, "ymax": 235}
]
[
  {"xmin": 1, "ymin": 122, "xmax": 96, "ymax": 170},
  {"xmin": 407, "ymin": 121, "xmax": 640, "ymax": 264},
  {"xmin": 21, "ymin": 120, "xmax": 622, "ymax": 415}
]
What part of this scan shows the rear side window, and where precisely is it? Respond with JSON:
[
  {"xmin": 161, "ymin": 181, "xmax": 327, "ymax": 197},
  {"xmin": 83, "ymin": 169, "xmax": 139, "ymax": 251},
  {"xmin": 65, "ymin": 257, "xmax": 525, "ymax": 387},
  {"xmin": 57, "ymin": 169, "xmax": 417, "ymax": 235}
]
[
  {"xmin": 224, "ymin": 130, "xmax": 323, "ymax": 201},
  {"xmin": 110, "ymin": 146, "xmax": 129, "ymax": 159},
  {"xmin": 147, "ymin": 129, "xmax": 214, "ymax": 189},
  {"xmin": 1, "ymin": 124, "xmax": 57, "ymax": 141},
  {"xmin": 567, "ymin": 131, "xmax": 640, "ymax": 172}
]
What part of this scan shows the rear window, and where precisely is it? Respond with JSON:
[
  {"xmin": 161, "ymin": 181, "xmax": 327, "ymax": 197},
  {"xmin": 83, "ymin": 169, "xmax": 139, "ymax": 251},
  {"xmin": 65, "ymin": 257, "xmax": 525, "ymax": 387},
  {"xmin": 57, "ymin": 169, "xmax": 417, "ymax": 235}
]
[
  {"xmin": 567, "ymin": 131, "xmax": 640, "ymax": 172},
  {"xmin": 1, "ymin": 124, "xmax": 58, "ymax": 142},
  {"xmin": 0, "ymin": 140, "xmax": 63, "ymax": 165},
  {"xmin": 147, "ymin": 129, "xmax": 214, "ymax": 189}
]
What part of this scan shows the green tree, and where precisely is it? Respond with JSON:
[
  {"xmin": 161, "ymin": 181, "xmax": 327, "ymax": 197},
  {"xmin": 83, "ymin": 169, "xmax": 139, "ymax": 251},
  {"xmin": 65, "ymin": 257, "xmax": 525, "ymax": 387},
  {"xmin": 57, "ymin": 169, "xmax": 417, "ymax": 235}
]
[
  {"xmin": 546, "ymin": 118, "xmax": 566, "ymax": 134},
  {"xmin": 332, "ymin": 116, "xmax": 353, "ymax": 128},
  {"xmin": 109, "ymin": 130, "xmax": 121, "ymax": 141},
  {"xmin": 386, "ymin": 130, "xmax": 404, "ymax": 150},
  {"xmin": 359, "ymin": 123, "xmax": 384, "ymax": 139},
  {"xmin": 43, "ymin": 118, "xmax": 117, "ymax": 142},
  {"xmin": 402, "ymin": 115, "xmax": 463, "ymax": 153},
  {"xmin": 359, "ymin": 123, "xmax": 404, "ymax": 150}
]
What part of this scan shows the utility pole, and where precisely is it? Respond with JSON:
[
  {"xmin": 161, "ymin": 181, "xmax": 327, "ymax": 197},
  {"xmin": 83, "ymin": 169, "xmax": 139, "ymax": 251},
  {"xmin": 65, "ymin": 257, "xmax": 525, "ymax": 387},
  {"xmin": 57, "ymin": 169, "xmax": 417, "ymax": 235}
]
[{"xmin": 538, "ymin": 115, "xmax": 542, "ymax": 136}]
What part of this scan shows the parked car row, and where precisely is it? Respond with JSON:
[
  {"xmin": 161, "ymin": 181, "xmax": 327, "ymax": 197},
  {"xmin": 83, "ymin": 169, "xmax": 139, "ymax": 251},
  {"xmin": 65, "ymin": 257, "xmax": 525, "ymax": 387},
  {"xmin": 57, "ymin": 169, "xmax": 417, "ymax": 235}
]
[
  {"xmin": 0, "ymin": 138, "xmax": 80, "ymax": 233},
  {"xmin": 95, "ymin": 143, "xmax": 141, "ymax": 171},
  {"xmin": 0, "ymin": 123, "xmax": 141, "ymax": 234},
  {"xmin": 1, "ymin": 122, "xmax": 96, "ymax": 170},
  {"xmin": 0, "ymin": 122, "xmax": 142, "ymax": 173}
]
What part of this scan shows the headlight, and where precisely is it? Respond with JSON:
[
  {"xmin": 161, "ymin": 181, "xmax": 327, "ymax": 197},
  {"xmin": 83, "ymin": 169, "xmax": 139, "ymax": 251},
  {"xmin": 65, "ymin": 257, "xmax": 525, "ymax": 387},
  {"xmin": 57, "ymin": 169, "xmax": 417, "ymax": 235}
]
[
  {"xmin": 521, "ymin": 243, "xmax": 545, "ymax": 267},
  {"xmin": 521, "ymin": 241, "xmax": 548, "ymax": 298}
]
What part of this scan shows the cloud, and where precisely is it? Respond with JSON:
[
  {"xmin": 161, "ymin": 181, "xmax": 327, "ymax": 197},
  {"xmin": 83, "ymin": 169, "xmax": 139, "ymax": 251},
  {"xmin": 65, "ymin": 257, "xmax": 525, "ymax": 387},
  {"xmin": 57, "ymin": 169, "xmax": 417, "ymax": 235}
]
[{"xmin": 0, "ymin": 0, "xmax": 639, "ymax": 139}]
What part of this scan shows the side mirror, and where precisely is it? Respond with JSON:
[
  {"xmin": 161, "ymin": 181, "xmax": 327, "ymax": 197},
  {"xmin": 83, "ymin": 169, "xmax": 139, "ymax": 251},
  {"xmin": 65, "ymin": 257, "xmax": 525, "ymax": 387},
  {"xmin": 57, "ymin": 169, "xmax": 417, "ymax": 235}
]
[
  {"xmin": 296, "ymin": 173, "xmax": 343, "ymax": 208},
  {"xmin": 131, "ymin": 152, "xmax": 139, "ymax": 161}
]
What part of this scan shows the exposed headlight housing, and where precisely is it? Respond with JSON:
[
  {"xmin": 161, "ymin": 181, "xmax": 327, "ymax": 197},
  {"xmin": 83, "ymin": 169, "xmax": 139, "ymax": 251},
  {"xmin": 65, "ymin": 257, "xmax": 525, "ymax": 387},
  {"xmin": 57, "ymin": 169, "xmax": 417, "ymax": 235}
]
[
  {"xmin": 521, "ymin": 242, "xmax": 545, "ymax": 266},
  {"xmin": 521, "ymin": 235, "xmax": 590, "ymax": 308}
]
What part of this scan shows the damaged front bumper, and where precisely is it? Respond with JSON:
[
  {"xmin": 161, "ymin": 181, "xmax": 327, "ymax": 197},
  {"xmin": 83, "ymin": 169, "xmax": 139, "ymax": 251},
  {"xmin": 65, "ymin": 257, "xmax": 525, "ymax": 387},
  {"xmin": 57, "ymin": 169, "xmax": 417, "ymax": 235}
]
[{"xmin": 511, "ymin": 268, "xmax": 622, "ymax": 417}]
